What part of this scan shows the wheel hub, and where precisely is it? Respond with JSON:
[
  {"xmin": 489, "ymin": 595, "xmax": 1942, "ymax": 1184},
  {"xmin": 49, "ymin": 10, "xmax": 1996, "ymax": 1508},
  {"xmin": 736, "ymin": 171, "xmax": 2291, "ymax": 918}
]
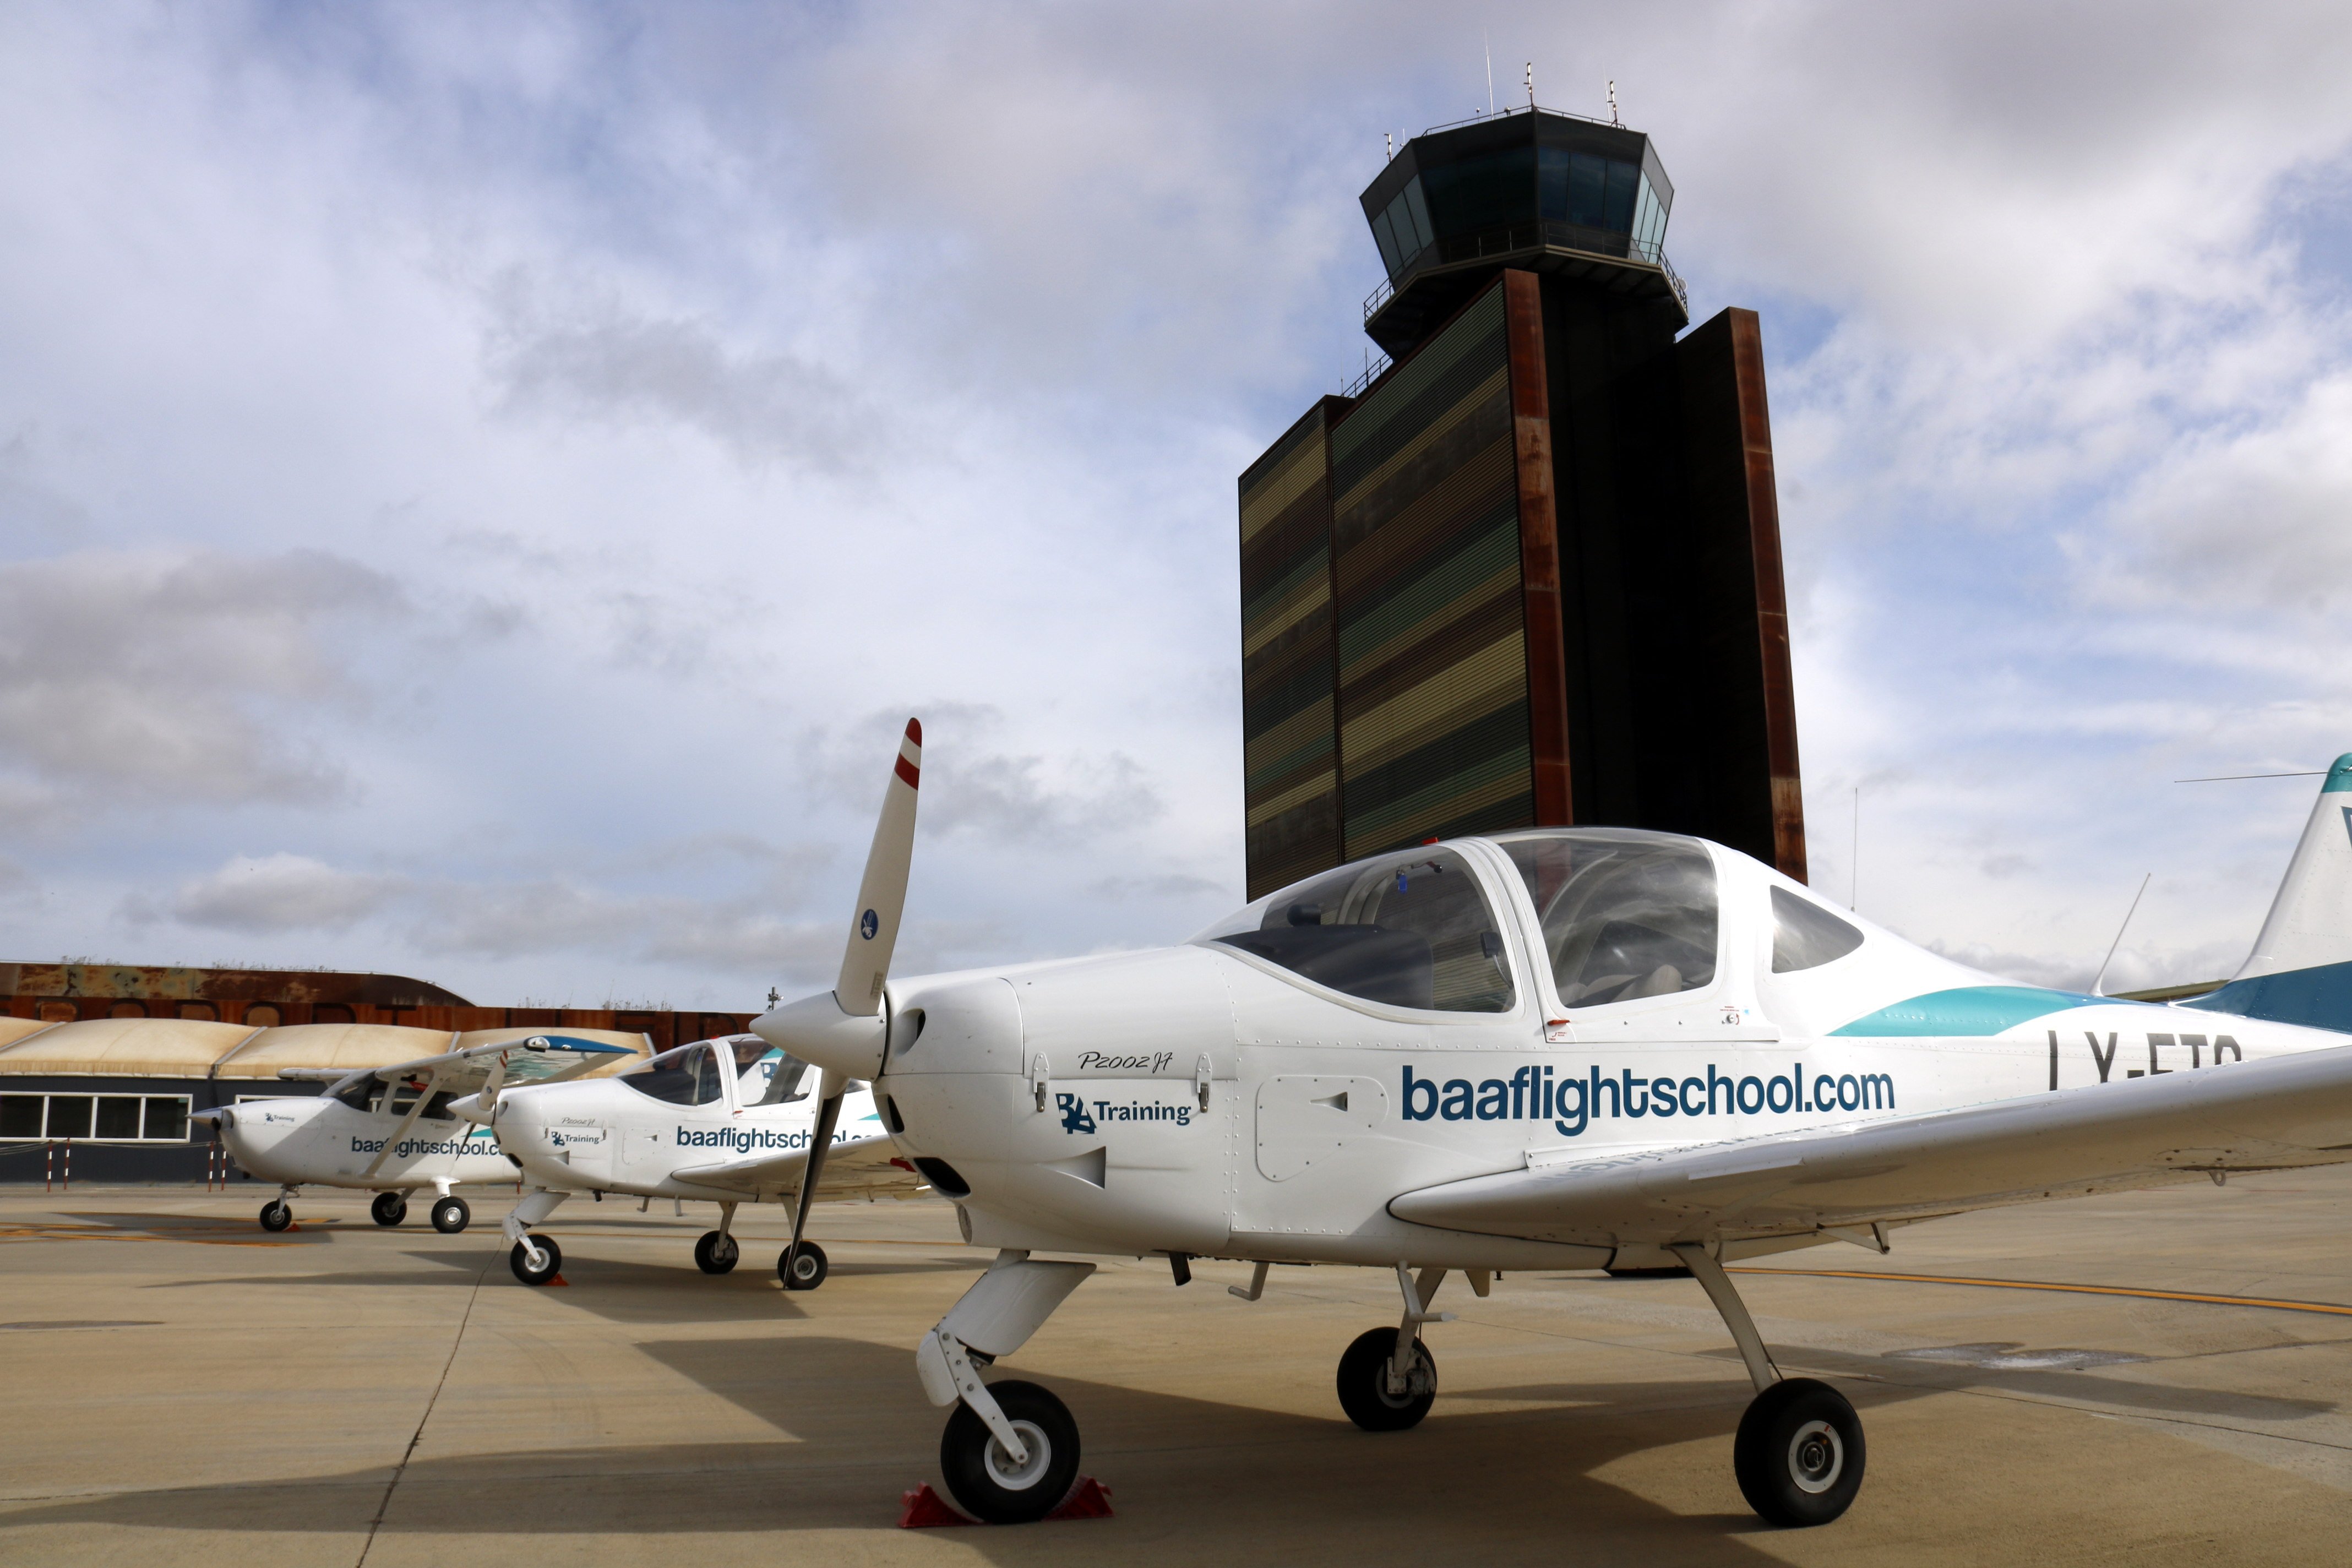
[
  {"xmin": 1788, "ymin": 1418, "xmax": 1843, "ymax": 1494},
  {"xmin": 981, "ymin": 1419, "xmax": 1050, "ymax": 1490}
]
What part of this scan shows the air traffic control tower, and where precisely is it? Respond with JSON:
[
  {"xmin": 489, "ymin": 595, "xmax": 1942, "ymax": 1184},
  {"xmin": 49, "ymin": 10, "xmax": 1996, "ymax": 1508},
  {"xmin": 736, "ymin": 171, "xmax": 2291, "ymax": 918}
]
[{"xmin": 1239, "ymin": 107, "xmax": 1805, "ymax": 899}]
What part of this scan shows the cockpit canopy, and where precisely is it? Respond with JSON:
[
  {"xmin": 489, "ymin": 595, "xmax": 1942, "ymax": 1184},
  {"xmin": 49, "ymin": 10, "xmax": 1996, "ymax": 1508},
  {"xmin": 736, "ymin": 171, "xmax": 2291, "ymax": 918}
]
[
  {"xmin": 1196, "ymin": 828, "xmax": 1725, "ymax": 1012},
  {"xmin": 1196, "ymin": 845, "xmax": 1515, "ymax": 1012},
  {"xmin": 1493, "ymin": 828, "xmax": 1718, "ymax": 1006},
  {"xmin": 619, "ymin": 1037, "xmax": 813, "ymax": 1108}
]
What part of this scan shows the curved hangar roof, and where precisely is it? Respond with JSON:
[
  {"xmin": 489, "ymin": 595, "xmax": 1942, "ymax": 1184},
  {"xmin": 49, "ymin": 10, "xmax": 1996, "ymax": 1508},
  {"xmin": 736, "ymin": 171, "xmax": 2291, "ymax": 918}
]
[{"xmin": 0, "ymin": 1018, "xmax": 651, "ymax": 1080}]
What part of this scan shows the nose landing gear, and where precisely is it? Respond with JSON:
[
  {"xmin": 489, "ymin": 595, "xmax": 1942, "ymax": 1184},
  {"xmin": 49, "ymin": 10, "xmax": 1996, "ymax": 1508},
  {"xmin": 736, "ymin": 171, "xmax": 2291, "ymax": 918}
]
[
  {"xmin": 937, "ymin": 1380, "xmax": 1080, "ymax": 1523},
  {"xmin": 778, "ymin": 1240, "xmax": 828, "ymax": 1289}
]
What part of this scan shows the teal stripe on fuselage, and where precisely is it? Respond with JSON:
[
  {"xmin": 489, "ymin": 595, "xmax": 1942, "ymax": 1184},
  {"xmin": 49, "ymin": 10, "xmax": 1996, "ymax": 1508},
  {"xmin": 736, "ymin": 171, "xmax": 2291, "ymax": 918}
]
[
  {"xmin": 2184, "ymin": 961, "xmax": 2352, "ymax": 1035},
  {"xmin": 1830, "ymin": 986, "xmax": 2136, "ymax": 1038}
]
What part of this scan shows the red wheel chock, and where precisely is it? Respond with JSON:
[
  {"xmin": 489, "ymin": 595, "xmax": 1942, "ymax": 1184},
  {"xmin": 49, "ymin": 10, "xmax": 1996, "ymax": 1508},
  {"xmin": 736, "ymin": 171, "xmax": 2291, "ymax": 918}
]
[{"xmin": 898, "ymin": 1476, "xmax": 1112, "ymax": 1528}]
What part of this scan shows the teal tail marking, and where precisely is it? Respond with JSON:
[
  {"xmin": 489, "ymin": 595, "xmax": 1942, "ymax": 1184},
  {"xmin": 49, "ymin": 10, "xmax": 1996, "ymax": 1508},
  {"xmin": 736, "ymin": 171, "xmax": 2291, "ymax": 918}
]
[
  {"xmin": 2185, "ymin": 961, "xmax": 2352, "ymax": 1033},
  {"xmin": 1830, "ymin": 985, "xmax": 2142, "ymax": 1038}
]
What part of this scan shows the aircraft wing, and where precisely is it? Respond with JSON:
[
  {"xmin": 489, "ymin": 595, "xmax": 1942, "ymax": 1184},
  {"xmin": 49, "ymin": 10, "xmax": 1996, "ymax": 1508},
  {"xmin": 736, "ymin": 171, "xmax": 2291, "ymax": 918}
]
[
  {"xmin": 1388, "ymin": 1042, "xmax": 2352, "ymax": 1248},
  {"xmin": 291, "ymin": 1035, "xmax": 636, "ymax": 1100},
  {"xmin": 669, "ymin": 1132, "xmax": 930, "ymax": 1203}
]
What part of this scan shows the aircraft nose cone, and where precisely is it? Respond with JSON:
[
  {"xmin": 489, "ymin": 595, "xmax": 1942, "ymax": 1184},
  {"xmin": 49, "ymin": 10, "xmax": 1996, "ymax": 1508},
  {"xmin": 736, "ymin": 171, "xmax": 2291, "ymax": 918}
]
[{"xmin": 445, "ymin": 1093, "xmax": 490, "ymax": 1125}]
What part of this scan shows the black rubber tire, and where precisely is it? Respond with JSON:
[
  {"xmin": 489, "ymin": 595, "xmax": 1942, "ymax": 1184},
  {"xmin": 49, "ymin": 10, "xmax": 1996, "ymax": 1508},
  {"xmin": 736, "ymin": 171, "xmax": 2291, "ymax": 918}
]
[
  {"xmin": 259, "ymin": 1200, "xmax": 292, "ymax": 1233},
  {"xmin": 779, "ymin": 1240, "xmax": 828, "ymax": 1291},
  {"xmin": 938, "ymin": 1380, "xmax": 1081, "ymax": 1525},
  {"xmin": 1335, "ymin": 1326, "xmax": 1437, "ymax": 1431},
  {"xmin": 431, "ymin": 1196, "xmax": 470, "ymax": 1234},
  {"xmin": 694, "ymin": 1231, "xmax": 740, "ymax": 1275},
  {"xmin": 1733, "ymin": 1377, "xmax": 1866, "ymax": 1526},
  {"xmin": 509, "ymin": 1234, "xmax": 563, "ymax": 1286},
  {"xmin": 371, "ymin": 1191, "xmax": 407, "ymax": 1227}
]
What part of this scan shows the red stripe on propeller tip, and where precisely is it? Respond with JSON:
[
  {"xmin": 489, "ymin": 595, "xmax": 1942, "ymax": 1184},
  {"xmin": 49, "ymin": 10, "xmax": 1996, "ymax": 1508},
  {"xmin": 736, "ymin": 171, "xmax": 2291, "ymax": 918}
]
[{"xmin": 904, "ymin": 717, "xmax": 922, "ymax": 745}]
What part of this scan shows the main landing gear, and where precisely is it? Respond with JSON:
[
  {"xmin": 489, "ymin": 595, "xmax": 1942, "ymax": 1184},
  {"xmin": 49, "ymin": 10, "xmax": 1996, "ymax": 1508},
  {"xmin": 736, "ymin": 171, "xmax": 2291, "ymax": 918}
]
[
  {"xmin": 1668, "ymin": 1243, "xmax": 1866, "ymax": 1526},
  {"xmin": 258, "ymin": 1187, "xmax": 297, "ymax": 1231},
  {"xmin": 431, "ymin": 1195, "xmax": 470, "ymax": 1234},
  {"xmin": 918, "ymin": 1252, "xmax": 1097, "ymax": 1523},
  {"xmin": 696, "ymin": 1201, "xmax": 741, "ymax": 1275},
  {"xmin": 371, "ymin": 1191, "xmax": 409, "ymax": 1227},
  {"xmin": 503, "ymin": 1188, "xmax": 570, "ymax": 1287},
  {"xmin": 1335, "ymin": 1264, "xmax": 1451, "ymax": 1431}
]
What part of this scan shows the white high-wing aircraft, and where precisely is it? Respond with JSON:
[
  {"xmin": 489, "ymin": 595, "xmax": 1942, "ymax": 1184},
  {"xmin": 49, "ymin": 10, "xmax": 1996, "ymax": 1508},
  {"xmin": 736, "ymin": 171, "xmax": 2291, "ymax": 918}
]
[
  {"xmin": 757, "ymin": 724, "xmax": 2352, "ymax": 1527},
  {"xmin": 454, "ymin": 1032, "xmax": 927, "ymax": 1288},
  {"xmin": 198, "ymin": 1034, "xmax": 635, "ymax": 1233}
]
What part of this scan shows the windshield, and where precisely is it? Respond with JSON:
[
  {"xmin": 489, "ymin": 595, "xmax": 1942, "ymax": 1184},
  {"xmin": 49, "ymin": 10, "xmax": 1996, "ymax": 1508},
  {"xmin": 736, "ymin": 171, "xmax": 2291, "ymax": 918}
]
[
  {"xmin": 1495, "ymin": 829, "xmax": 1718, "ymax": 1006},
  {"xmin": 727, "ymin": 1036, "xmax": 814, "ymax": 1106},
  {"xmin": 618, "ymin": 1042, "xmax": 725, "ymax": 1107},
  {"xmin": 1196, "ymin": 845, "xmax": 1513, "ymax": 1012}
]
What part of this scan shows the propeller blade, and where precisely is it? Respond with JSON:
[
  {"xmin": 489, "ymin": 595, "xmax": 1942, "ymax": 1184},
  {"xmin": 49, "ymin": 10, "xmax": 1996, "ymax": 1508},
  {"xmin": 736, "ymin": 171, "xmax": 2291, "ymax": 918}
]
[
  {"xmin": 752, "ymin": 716, "xmax": 922, "ymax": 1081},
  {"xmin": 835, "ymin": 717, "xmax": 922, "ymax": 1016},
  {"xmin": 783, "ymin": 1069, "xmax": 848, "ymax": 1282}
]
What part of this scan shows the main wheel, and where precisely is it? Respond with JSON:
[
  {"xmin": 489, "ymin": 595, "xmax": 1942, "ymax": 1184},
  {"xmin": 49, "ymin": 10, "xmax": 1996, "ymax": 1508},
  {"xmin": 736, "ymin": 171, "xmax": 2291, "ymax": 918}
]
[
  {"xmin": 1733, "ymin": 1378, "xmax": 1866, "ymax": 1526},
  {"xmin": 371, "ymin": 1191, "xmax": 407, "ymax": 1227},
  {"xmin": 431, "ymin": 1196, "xmax": 470, "ymax": 1234},
  {"xmin": 695, "ymin": 1231, "xmax": 740, "ymax": 1275},
  {"xmin": 938, "ymin": 1380, "xmax": 1080, "ymax": 1524},
  {"xmin": 259, "ymin": 1200, "xmax": 292, "ymax": 1233},
  {"xmin": 779, "ymin": 1240, "xmax": 828, "ymax": 1291},
  {"xmin": 509, "ymin": 1234, "xmax": 563, "ymax": 1286},
  {"xmin": 1336, "ymin": 1326, "xmax": 1437, "ymax": 1431}
]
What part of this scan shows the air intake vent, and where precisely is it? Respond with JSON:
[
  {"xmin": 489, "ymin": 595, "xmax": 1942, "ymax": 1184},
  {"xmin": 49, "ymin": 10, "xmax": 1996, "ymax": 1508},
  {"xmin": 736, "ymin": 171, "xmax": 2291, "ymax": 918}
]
[{"xmin": 911, "ymin": 1156, "xmax": 970, "ymax": 1198}]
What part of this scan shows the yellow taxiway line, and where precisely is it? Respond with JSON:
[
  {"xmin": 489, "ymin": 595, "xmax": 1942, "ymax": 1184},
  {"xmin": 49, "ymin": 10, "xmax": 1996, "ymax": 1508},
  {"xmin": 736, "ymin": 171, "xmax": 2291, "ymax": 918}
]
[{"xmin": 1733, "ymin": 1266, "xmax": 2352, "ymax": 1319}]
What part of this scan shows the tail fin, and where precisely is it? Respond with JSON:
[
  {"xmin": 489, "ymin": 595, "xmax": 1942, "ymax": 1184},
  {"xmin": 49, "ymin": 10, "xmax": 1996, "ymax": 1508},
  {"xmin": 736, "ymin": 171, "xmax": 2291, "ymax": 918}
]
[{"xmin": 2187, "ymin": 754, "xmax": 2352, "ymax": 1030}]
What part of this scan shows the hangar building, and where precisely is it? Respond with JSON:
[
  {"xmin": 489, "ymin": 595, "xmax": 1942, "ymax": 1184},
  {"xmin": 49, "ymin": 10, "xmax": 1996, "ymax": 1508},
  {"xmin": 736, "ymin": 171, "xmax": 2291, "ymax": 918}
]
[
  {"xmin": 0, "ymin": 963, "xmax": 758, "ymax": 1183},
  {"xmin": 1240, "ymin": 107, "xmax": 1805, "ymax": 899}
]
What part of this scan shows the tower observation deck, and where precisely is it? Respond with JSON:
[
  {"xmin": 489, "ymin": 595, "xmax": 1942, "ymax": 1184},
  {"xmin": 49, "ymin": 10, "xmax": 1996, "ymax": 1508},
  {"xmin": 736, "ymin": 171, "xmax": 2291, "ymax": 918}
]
[{"xmin": 1237, "ymin": 108, "xmax": 1804, "ymax": 900}]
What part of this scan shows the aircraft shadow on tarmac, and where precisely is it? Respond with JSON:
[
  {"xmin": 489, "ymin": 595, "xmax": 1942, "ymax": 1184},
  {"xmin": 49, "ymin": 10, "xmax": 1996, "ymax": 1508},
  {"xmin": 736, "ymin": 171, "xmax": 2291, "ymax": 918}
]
[
  {"xmin": 1, "ymin": 1335, "xmax": 1856, "ymax": 1561},
  {"xmin": 137, "ymin": 1245, "xmax": 974, "ymax": 1329}
]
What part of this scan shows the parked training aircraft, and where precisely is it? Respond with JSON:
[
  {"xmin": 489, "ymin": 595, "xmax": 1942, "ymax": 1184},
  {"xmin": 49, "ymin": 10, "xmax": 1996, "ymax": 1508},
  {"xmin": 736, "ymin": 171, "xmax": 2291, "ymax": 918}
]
[
  {"xmin": 455, "ymin": 1033, "xmax": 926, "ymax": 1287},
  {"xmin": 757, "ymin": 723, "xmax": 2352, "ymax": 1526},
  {"xmin": 199, "ymin": 1035, "xmax": 634, "ymax": 1232}
]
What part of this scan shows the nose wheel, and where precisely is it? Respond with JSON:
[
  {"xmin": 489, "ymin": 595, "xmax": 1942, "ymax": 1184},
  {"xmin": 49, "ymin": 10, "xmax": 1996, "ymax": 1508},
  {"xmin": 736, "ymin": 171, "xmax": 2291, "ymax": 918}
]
[
  {"xmin": 938, "ymin": 1379, "xmax": 1080, "ymax": 1524},
  {"xmin": 370, "ymin": 1191, "xmax": 407, "ymax": 1227},
  {"xmin": 779, "ymin": 1240, "xmax": 828, "ymax": 1290},
  {"xmin": 695, "ymin": 1231, "xmax": 741, "ymax": 1275},
  {"xmin": 1734, "ymin": 1378, "xmax": 1865, "ymax": 1526},
  {"xmin": 509, "ymin": 1234, "xmax": 563, "ymax": 1285}
]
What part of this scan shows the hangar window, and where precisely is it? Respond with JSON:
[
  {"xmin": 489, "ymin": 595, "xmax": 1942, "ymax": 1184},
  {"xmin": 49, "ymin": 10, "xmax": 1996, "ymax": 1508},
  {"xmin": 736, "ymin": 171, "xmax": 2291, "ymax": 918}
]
[
  {"xmin": 1196, "ymin": 845, "xmax": 1515, "ymax": 1013},
  {"xmin": 618, "ymin": 1042, "xmax": 725, "ymax": 1107},
  {"xmin": 1496, "ymin": 829, "xmax": 1718, "ymax": 1006},
  {"xmin": 1771, "ymin": 888, "xmax": 1864, "ymax": 973},
  {"xmin": 0, "ymin": 1093, "xmax": 192, "ymax": 1141}
]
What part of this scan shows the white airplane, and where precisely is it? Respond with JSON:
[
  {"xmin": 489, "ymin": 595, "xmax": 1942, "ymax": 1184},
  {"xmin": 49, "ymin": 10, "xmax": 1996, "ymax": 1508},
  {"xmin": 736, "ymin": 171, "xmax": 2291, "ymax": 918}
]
[
  {"xmin": 454, "ymin": 1032, "xmax": 927, "ymax": 1288},
  {"xmin": 198, "ymin": 1033, "xmax": 635, "ymax": 1233},
  {"xmin": 756, "ymin": 725, "xmax": 2352, "ymax": 1526}
]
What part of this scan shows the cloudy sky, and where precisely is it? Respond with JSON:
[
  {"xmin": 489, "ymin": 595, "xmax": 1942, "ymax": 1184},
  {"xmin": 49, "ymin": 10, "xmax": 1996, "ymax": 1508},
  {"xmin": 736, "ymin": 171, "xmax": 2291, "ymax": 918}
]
[{"xmin": 4, "ymin": 2, "xmax": 2351, "ymax": 1010}]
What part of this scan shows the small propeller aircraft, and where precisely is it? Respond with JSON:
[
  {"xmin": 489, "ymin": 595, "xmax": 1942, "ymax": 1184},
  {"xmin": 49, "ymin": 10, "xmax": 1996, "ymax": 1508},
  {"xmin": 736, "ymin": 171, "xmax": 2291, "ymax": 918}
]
[
  {"xmin": 757, "ymin": 725, "xmax": 2352, "ymax": 1527},
  {"xmin": 453, "ymin": 1033, "xmax": 928, "ymax": 1288},
  {"xmin": 197, "ymin": 1033, "xmax": 636, "ymax": 1232}
]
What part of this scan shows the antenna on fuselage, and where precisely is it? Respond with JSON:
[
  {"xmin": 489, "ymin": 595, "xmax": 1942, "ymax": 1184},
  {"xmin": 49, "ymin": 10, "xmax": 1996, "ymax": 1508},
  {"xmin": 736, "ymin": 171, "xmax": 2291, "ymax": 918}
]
[
  {"xmin": 2090, "ymin": 872, "xmax": 2153, "ymax": 997},
  {"xmin": 1608, "ymin": 79, "xmax": 1620, "ymax": 125}
]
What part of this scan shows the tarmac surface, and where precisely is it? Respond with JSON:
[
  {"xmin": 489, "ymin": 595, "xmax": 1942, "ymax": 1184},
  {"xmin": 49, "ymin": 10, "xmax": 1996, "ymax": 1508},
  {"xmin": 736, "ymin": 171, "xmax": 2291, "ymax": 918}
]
[{"xmin": 3, "ymin": 1171, "xmax": 2351, "ymax": 1565}]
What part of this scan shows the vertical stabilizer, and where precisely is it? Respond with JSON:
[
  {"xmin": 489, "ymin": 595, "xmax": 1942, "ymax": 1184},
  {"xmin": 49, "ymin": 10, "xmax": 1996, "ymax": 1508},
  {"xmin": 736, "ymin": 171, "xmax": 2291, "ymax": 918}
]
[
  {"xmin": 2187, "ymin": 754, "xmax": 2352, "ymax": 1031},
  {"xmin": 2236, "ymin": 754, "xmax": 2352, "ymax": 980}
]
